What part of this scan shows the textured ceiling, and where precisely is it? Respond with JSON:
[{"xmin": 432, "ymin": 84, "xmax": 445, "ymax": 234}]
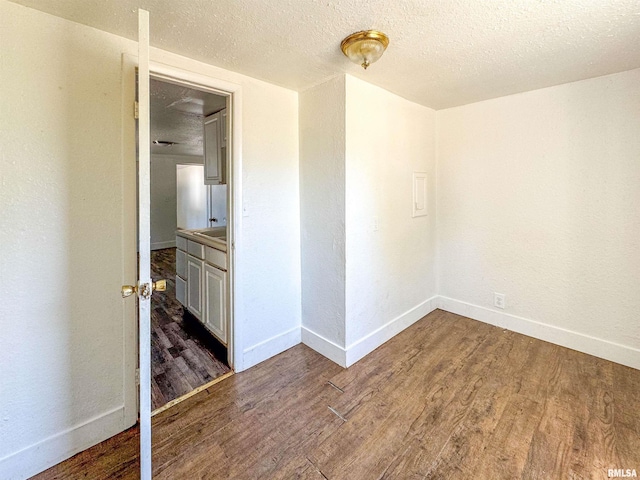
[
  {"xmin": 150, "ymin": 78, "xmax": 226, "ymax": 156},
  {"xmin": 11, "ymin": 0, "xmax": 640, "ymax": 109}
]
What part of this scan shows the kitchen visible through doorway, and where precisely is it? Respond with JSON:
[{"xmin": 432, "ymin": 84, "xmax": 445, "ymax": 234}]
[{"xmin": 149, "ymin": 77, "xmax": 233, "ymax": 413}]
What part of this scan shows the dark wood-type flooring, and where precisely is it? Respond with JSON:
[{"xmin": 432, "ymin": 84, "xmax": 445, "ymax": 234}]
[
  {"xmin": 150, "ymin": 248, "xmax": 230, "ymax": 411},
  {"xmin": 34, "ymin": 309, "xmax": 640, "ymax": 479}
]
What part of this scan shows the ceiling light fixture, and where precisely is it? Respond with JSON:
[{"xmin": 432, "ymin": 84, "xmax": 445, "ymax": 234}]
[
  {"xmin": 152, "ymin": 140, "xmax": 178, "ymax": 147},
  {"xmin": 340, "ymin": 30, "xmax": 389, "ymax": 70}
]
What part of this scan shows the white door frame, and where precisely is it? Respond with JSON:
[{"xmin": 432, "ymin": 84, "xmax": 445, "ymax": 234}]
[
  {"xmin": 149, "ymin": 60, "xmax": 243, "ymax": 371},
  {"xmin": 121, "ymin": 54, "xmax": 245, "ymax": 422}
]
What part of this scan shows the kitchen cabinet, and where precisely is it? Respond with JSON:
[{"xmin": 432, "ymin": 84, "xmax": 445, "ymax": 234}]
[
  {"xmin": 175, "ymin": 231, "xmax": 228, "ymax": 346},
  {"xmin": 176, "ymin": 248, "xmax": 187, "ymax": 278},
  {"xmin": 204, "ymin": 109, "xmax": 227, "ymax": 185},
  {"xmin": 221, "ymin": 109, "xmax": 228, "ymax": 148},
  {"xmin": 186, "ymin": 254, "xmax": 204, "ymax": 320},
  {"xmin": 176, "ymin": 237, "xmax": 188, "ymax": 307},
  {"xmin": 204, "ymin": 264, "xmax": 227, "ymax": 344}
]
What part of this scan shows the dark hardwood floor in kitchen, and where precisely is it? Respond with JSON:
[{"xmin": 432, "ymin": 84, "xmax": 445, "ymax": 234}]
[
  {"xmin": 33, "ymin": 309, "xmax": 640, "ymax": 479},
  {"xmin": 150, "ymin": 248, "xmax": 230, "ymax": 411}
]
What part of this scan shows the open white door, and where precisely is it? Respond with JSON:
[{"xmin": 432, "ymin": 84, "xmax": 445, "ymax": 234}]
[
  {"xmin": 121, "ymin": 9, "xmax": 154, "ymax": 480},
  {"xmin": 137, "ymin": 9, "xmax": 153, "ymax": 480},
  {"xmin": 137, "ymin": 9, "xmax": 152, "ymax": 480}
]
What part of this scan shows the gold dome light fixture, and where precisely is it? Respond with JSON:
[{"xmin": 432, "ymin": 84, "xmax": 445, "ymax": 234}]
[{"xmin": 341, "ymin": 30, "xmax": 389, "ymax": 70}]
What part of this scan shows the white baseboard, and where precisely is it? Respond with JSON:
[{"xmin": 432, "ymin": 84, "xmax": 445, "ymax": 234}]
[
  {"xmin": 151, "ymin": 240, "xmax": 176, "ymax": 250},
  {"xmin": 345, "ymin": 295, "xmax": 439, "ymax": 367},
  {"xmin": 0, "ymin": 406, "xmax": 129, "ymax": 480},
  {"xmin": 242, "ymin": 326, "xmax": 302, "ymax": 370},
  {"xmin": 302, "ymin": 295, "xmax": 440, "ymax": 368},
  {"xmin": 301, "ymin": 327, "xmax": 347, "ymax": 367},
  {"xmin": 438, "ymin": 296, "xmax": 640, "ymax": 370}
]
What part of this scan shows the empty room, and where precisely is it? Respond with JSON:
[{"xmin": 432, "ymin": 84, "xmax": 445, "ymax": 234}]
[{"xmin": 1, "ymin": 1, "xmax": 639, "ymax": 479}]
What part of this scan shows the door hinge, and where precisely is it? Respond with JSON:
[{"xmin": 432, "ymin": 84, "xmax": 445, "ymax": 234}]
[
  {"xmin": 134, "ymin": 101, "xmax": 139, "ymax": 119},
  {"xmin": 135, "ymin": 368, "xmax": 140, "ymax": 385}
]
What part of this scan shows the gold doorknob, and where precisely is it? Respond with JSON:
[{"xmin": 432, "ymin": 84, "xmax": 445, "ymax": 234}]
[
  {"xmin": 122, "ymin": 280, "xmax": 166, "ymax": 298},
  {"xmin": 121, "ymin": 285, "xmax": 137, "ymax": 298}
]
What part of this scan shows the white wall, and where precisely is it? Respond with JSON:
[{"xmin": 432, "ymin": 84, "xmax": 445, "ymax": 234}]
[
  {"xmin": 0, "ymin": 2, "xmax": 137, "ymax": 478},
  {"xmin": 299, "ymin": 75, "xmax": 439, "ymax": 366},
  {"xmin": 344, "ymin": 76, "xmax": 438, "ymax": 363},
  {"xmin": 437, "ymin": 68, "xmax": 640, "ymax": 367},
  {"xmin": 299, "ymin": 76, "xmax": 347, "ymax": 357},
  {"xmin": 4, "ymin": 1, "xmax": 638, "ymax": 476},
  {"xmin": 0, "ymin": 1, "xmax": 301, "ymax": 477},
  {"xmin": 185, "ymin": 56, "xmax": 302, "ymax": 365},
  {"xmin": 150, "ymin": 44, "xmax": 304, "ymax": 368},
  {"xmin": 152, "ymin": 154, "xmax": 203, "ymax": 248}
]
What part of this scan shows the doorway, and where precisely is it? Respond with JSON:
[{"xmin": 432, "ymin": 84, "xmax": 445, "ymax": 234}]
[{"xmin": 148, "ymin": 77, "xmax": 234, "ymax": 414}]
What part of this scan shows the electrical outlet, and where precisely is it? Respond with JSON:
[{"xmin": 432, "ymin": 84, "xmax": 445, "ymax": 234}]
[
  {"xmin": 373, "ymin": 217, "xmax": 379, "ymax": 232},
  {"xmin": 494, "ymin": 293, "xmax": 505, "ymax": 309}
]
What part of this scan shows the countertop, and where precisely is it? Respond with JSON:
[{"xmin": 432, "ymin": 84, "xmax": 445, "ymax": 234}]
[{"xmin": 176, "ymin": 227, "xmax": 227, "ymax": 252}]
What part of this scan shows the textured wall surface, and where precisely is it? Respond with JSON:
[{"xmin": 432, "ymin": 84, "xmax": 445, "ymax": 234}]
[
  {"xmin": 135, "ymin": 47, "xmax": 303, "ymax": 365},
  {"xmin": 437, "ymin": 68, "xmax": 640, "ymax": 350},
  {"xmin": 299, "ymin": 75, "xmax": 438, "ymax": 365},
  {"xmin": 0, "ymin": 1, "xmax": 302, "ymax": 476},
  {"xmin": 345, "ymin": 76, "xmax": 437, "ymax": 347},
  {"xmin": 3, "ymin": 1, "xmax": 640, "ymax": 477},
  {"xmin": 299, "ymin": 76, "xmax": 347, "ymax": 348},
  {"xmin": 226, "ymin": 63, "xmax": 301, "ymax": 354},
  {"xmin": 0, "ymin": 2, "xmax": 136, "ymax": 476}
]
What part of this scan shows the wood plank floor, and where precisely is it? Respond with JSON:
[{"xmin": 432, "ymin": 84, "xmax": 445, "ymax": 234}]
[
  {"xmin": 150, "ymin": 248, "xmax": 230, "ymax": 411},
  {"xmin": 33, "ymin": 310, "xmax": 640, "ymax": 479}
]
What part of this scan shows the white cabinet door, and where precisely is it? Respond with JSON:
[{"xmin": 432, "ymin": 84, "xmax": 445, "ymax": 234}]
[
  {"xmin": 220, "ymin": 109, "xmax": 228, "ymax": 148},
  {"xmin": 204, "ymin": 112, "xmax": 221, "ymax": 185},
  {"xmin": 204, "ymin": 264, "xmax": 227, "ymax": 345},
  {"xmin": 187, "ymin": 254, "xmax": 204, "ymax": 320}
]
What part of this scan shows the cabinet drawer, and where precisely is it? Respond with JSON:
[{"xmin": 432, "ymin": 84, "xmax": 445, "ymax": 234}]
[
  {"xmin": 187, "ymin": 240, "xmax": 205, "ymax": 259},
  {"xmin": 205, "ymin": 246, "xmax": 227, "ymax": 270},
  {"xmin": 176, "ymin": 249, "xmax": 187, "ymax": 278},
  {"xmin": 175, "ymin": 275, "xmax": 186, "ymax": 307},
  {"xmin": 176, "ymin": 235, "xmax": 188, "ymax": 251}
]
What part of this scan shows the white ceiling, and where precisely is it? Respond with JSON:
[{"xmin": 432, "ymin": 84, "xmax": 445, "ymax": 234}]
[
  {"xmin": 11, "ymin": 0, "xmax": 640, "ymax": 109},
  {"xmin": 150, "ymin": 79, "xmax": 226, "ymax": 156}
]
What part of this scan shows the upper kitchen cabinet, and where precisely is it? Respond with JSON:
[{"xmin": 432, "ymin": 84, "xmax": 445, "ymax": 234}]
[
  {"xmin": 220, "ymin": 109, "xmax": 227, "ymax": 148},
  {"xmin": 204, "ymin": 109, "xmax": 227, "ymax": 185}
]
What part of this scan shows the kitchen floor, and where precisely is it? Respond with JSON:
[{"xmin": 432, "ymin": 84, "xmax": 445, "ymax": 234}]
[{"xmin": 150, "ymin": 248, "xmax": 231, "ymax": 411}]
